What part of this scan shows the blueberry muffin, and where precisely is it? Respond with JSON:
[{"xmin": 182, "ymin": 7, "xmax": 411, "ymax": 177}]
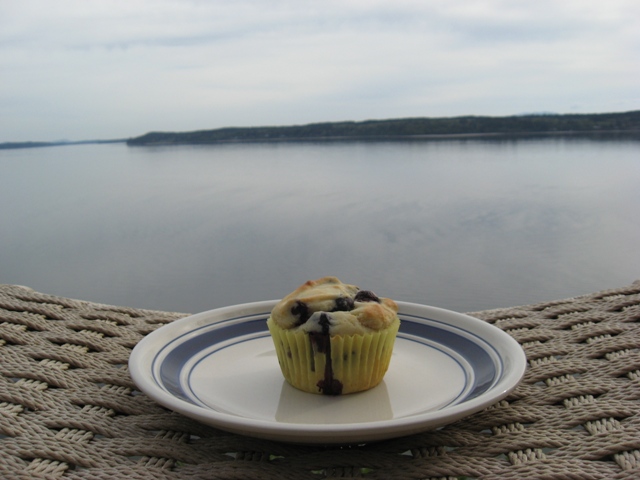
[{"xmin": 267, "ymin": 276, "xmax": 400, "ymax": 395}]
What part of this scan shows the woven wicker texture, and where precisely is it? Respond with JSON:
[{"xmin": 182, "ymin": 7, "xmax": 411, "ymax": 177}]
[{"xmin": 1, "ymin": 282, "xmax": 639, "ymax": 480}]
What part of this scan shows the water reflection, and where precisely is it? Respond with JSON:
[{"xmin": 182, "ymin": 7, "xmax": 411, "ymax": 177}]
[{"xmin": 1, "ymin": 136, "xmax": 638, "ymax": 314}]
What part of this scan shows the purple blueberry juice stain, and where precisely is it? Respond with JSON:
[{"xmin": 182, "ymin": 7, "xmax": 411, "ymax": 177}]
[{"xmin": 309, "ymin": 313, "xmax": 343, "ymax": 395}]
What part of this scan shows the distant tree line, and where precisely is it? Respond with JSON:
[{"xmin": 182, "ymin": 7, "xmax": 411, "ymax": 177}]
[
  {"xmin": 126, "ymin": 111, "xmax": 640, "ymax": 146},
  {"xmin": 0, "ymin": 141, "xmax": 62, "ymax": 150},
  {"xmin": 0, "ymin": 139, "xmax": 125, "ymax": 150}
]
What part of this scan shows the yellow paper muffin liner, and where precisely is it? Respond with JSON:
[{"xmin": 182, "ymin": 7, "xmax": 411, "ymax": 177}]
[{"xmin": 267, "ymin": 317, "xmax": 400, "ymax": 395}]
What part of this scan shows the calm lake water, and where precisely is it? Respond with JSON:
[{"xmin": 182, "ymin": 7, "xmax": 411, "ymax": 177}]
[{"xmin": 1, "ymin": 135, "xmax": 639, "ymax": 314}]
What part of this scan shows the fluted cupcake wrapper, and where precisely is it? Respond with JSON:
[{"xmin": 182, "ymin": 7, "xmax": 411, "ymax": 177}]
[{"xmin": 267, "ymin": 317, "xmax": 400, "ymax": 395}]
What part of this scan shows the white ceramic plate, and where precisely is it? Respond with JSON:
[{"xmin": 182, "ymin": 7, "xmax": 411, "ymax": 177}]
[{"xmin": 129, "ymin": 301, "xmax": 526, "ymax": 444}]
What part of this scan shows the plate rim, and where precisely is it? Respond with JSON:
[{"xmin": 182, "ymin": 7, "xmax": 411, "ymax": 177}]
[{"xmin": 129, "ymin": 300, "xmax": 526, "ymax": 443}]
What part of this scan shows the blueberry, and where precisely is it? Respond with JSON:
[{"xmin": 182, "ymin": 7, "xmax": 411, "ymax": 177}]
[
  {"xmin": 291, "ymin": 300, "xmax": 310, "ymax": 325},
  {"xmin": 332, "ymin": 296, "xmax": 355, "ymax": 312},
  {"xmin": 354, "ymin": 290, "xmax": 380, "ymax": 303}
]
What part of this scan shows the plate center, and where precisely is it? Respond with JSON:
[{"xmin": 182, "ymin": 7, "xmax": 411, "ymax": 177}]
[{"xmin": 184, "ymin": 336, "xmax": 470, "ymax": 424}]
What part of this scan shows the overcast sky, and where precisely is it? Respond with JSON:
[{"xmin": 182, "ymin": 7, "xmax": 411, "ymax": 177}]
[{"xmin": 1, "ymin": 0, "xmax": 639, "ymax": 142}]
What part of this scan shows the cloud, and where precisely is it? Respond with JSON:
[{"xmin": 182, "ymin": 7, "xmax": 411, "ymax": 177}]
[{"xmin": 1, "ymin": 0, "xmax": 639, "ymax": 141}]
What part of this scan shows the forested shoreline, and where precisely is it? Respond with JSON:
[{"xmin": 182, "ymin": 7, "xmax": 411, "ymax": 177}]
[
  {"xmin": 0, "ymin": 139, "xmax": 125, "ymax": 150},
  {"xmin": 3, "ymin": 111, "xmax": 639, "ymax": 150},
  {"xmin": 126, "ymin": 110, "xmax": 640, "ymax": 146}
]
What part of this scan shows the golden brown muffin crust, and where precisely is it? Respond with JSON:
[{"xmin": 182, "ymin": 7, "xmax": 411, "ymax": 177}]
[{"xmin": 270, "ymin": 276, "xmax": 398, "ymax": 334}]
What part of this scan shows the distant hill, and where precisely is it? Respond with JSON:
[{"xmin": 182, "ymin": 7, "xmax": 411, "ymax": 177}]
[
  {"xmin": 0, "ymin": 139, "xmax": 125, "ymax": 150},
  {"xmin": 0, "ymin": 141, "xmax": 61, "ymax": 150},
  {"xmin": 126, "ymin": 111, "xmax": 640, "ymax": 146}
]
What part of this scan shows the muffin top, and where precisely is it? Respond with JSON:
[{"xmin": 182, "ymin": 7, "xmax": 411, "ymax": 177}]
[{"xmin": 270, "ymin": 276, "xmax": 399, "ymax": 335}]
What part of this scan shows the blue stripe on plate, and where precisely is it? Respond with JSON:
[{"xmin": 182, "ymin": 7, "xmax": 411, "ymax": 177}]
[
  {"xmin": 398, "ymin": 314, "xmax": 499, "ymax": 401},
  {"xmin": 155, "ymin": 312, "xmax": 499, "ymax": 406},
  {"xmin": 156, "ymin": 315, "xmax": 267, "ymax": 401}
]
